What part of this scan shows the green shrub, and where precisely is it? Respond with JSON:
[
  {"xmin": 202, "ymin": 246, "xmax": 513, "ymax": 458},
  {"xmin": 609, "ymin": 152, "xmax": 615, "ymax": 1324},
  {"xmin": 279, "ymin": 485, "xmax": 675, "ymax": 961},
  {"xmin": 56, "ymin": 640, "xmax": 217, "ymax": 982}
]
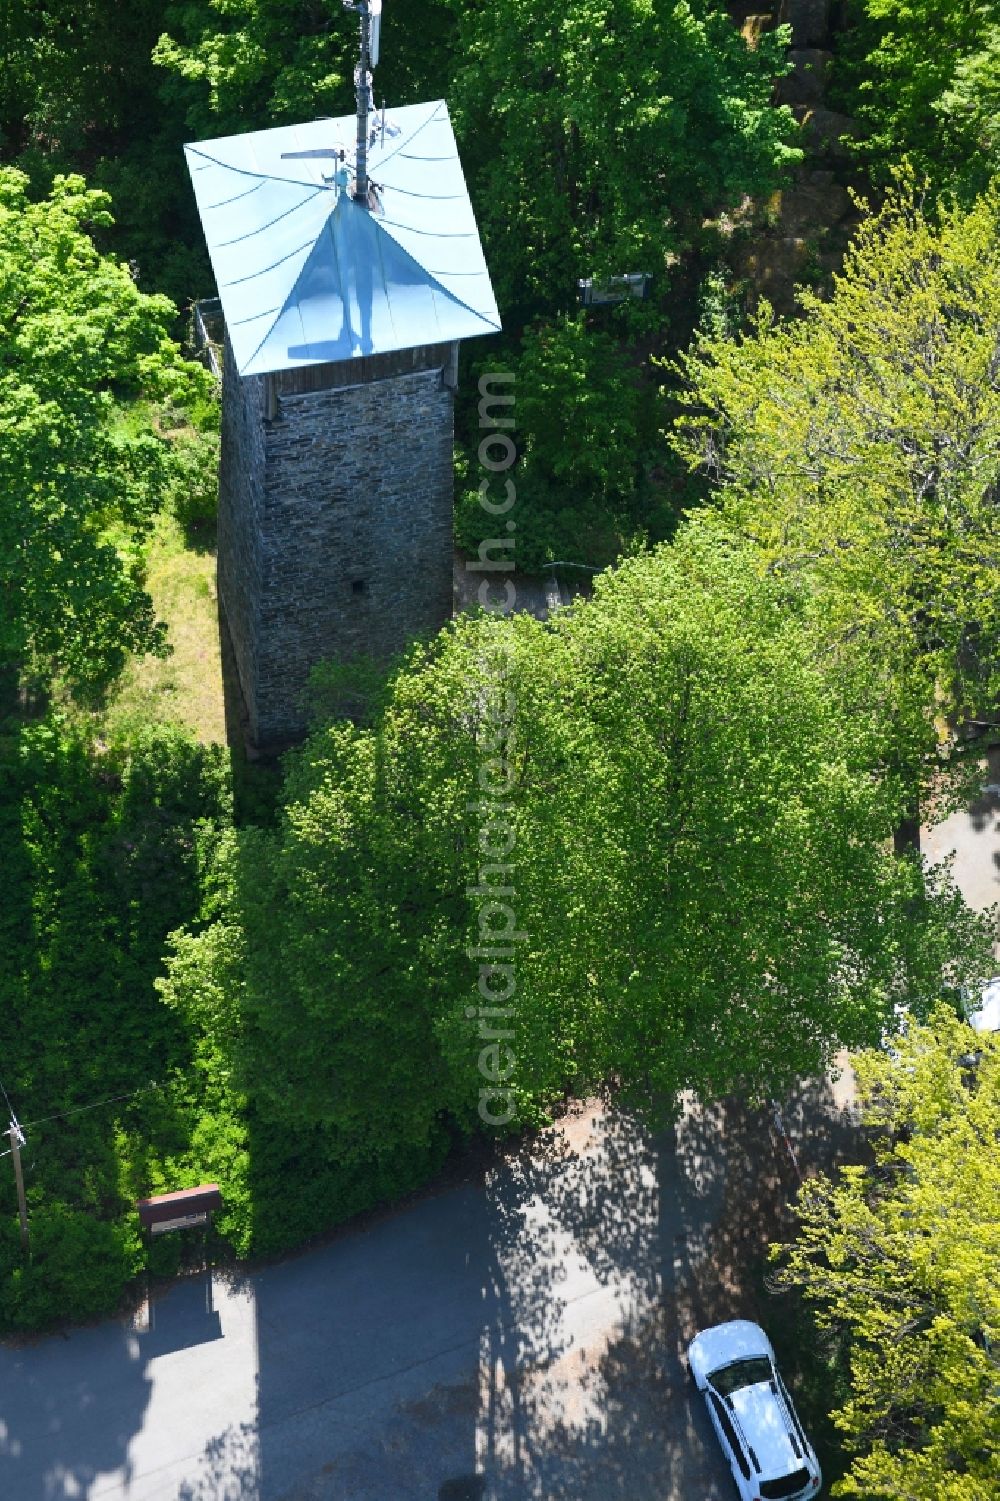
[
  {"xmin": 0, "ymin": 718, "xmax": 233, "ymax": 1332},
  {"xmin": 165, "ymin": 429, "xmax": 220, "ymax": 540},
  {"xmin": 0, "ymin": 1205, "xmax": 143, "ymax": 1330},
  {"xmin": 456, "ymin": 318, "xmax": 652, "ymax": 572}
]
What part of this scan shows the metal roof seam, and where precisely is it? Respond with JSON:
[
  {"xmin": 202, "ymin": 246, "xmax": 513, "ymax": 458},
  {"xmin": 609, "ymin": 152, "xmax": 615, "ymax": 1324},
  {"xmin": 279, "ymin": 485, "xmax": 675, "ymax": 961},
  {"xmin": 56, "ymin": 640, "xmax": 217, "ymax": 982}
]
[
  {"xmin": 239, "ymin": 309, "xmax": 286, "ymax": 377},
  {"xmin": 215, "ymin": 188, "xmax": 328, "ymax": 248},
  {"xmin": 378, "ymin": 183, "xmax": 466, "ymax": 201},
  {"xmin": 229, "ymin": 305, "xmax": 283, "ymax": 328},
  {"xmin": 291, "ymin": 267, "xmax": 310, "ymax": 362},
  {"xmin": 185, "ymin": 144, "xmax": 330, "ymax": 194},
  {"xmin": 204, "ymin": 180, "xmax": 266, "ymax": 211},
  {"xmin": 368, "ymin": 101, "xmax": 447, "ymax": 174},
  {"xmin": 377, "ymin": 217, "xmax": 476, "ymax": 238},
  {"xmin": 371, "ymin": 217, "xmax": 400, "ymax": 344},
  {"xmin": 221, "ymin": 235, "xmax": 317, "ymax": 288},
  {"xmin": 327, "ymin": 208, "xmax": 348, "ymax": 352}
]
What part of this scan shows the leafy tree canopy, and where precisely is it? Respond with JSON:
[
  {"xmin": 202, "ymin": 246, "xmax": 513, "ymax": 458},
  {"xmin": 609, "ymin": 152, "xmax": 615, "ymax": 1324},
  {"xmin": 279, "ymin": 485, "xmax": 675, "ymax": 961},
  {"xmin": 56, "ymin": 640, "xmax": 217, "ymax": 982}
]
[
  {"xmin": 161, "ymin": 522, "xmax": 989, "ymax": 1153},
  {"xmin": 0, "ymin": 0, "xmax": 169, "ymax": 161},
  {"xmin": 672, "ymin": 184, "xmax": 1000, "ymax": 755},
  {"xmin": 937, "ymin": 25, "xmax": 1000, "ymax": 188},
  {"xmin": 0, "ymin": 168, "xmax": 212, "ymax": 699},
  {"xmin": 0, "ymin": 718, "xmax": 235, "ymax": 1329},
  {"xmin": 458, "ymin": 318, "xmax": 654, "ymax": 571},
  {"xmin": 443, "ymin": 0, "xmax": 801, "ymax": 317},
  {"xmin": 774, "ymin": 1008, "xmax": 1000, "ymax": 1498},
  {"xmin": 154, "ymin": 0, "xmax": 355, "ymax": 138},
  {"xmin": 153, "ymin": 0, "xmax": 457, "ymax": 139},
  {"xmin": 837, "ymin": 0, "xmax": 1000, "ymax": 192}
]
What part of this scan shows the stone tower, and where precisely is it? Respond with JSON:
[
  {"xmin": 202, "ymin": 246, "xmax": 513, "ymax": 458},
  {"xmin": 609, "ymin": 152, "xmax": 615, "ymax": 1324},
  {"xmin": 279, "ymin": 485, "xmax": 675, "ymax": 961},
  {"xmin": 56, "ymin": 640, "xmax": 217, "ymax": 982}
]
[{"xmin": 185, "ymin": 88, "xmax": 500, "ymax": 747}]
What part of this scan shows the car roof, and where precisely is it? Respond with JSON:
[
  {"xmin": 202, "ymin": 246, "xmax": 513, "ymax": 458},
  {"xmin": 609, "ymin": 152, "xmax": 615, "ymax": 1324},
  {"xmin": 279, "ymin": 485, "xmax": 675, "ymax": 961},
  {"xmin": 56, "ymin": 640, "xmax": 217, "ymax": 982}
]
[{"xmin": 730, "ymin": 1380, "xmax": 802, "ymax": 1479}]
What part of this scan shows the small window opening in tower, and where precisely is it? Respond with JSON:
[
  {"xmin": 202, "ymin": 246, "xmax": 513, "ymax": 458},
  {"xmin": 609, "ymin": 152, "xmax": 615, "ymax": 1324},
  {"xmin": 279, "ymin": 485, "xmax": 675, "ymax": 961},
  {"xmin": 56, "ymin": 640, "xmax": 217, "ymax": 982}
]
[{"xmin": 351, "ymin": 579, "xmax": 367, "ymax": 596}]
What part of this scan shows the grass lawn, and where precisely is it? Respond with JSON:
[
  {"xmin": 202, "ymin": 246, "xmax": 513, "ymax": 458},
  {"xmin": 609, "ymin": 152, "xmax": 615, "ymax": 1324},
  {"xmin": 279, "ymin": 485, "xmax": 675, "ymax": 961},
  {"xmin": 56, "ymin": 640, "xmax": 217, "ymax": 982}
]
[{"xmin": 102, "ymin": 511, "xmax": 226, "ymax": 745}]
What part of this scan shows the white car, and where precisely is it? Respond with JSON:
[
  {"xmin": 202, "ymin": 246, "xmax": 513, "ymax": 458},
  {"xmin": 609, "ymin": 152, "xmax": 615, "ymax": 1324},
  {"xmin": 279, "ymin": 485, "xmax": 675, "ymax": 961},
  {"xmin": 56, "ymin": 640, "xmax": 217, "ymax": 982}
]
[{"xmin": 687, "ymin": 1320, "xmax": 822, "ymax": 1500}]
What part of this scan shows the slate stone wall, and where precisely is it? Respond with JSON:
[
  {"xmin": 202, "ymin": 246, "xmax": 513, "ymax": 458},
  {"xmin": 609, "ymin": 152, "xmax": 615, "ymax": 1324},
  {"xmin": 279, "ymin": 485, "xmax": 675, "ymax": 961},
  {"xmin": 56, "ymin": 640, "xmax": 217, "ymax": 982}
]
[
  {"xmin": 730, "ymin": 0, "xmax": 857, "ymax": 314},
  {"xmin": 218, "ymin": 336, "xmax": 266, "ymax": 731},
  {"xmin": 217, "ymin": 337, "xmax": 456, "ymax": 747}
]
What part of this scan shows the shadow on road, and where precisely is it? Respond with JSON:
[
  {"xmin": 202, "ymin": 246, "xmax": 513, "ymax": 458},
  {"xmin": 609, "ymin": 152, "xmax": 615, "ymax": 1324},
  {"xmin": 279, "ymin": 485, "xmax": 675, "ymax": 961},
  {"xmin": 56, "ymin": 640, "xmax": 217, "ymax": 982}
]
[
  {"xmin": 451, "ymin": 1077, "xmax": 867, "ymax": 1501},
  {"xmin": 0, "ymin": 1076, "xmax": 868, "ymax": 1501},
  {"xmin": 0, "ymin": 1322, "xmax": 153, "ymax": 1499}
]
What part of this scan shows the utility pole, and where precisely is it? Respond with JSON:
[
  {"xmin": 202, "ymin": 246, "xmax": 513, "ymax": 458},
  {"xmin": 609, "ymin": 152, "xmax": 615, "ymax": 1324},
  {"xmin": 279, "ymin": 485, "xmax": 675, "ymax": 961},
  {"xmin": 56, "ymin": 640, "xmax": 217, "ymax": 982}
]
[{"xmin": 8, "ymin": 1119, "xmax": 28, "ymax": 1252}]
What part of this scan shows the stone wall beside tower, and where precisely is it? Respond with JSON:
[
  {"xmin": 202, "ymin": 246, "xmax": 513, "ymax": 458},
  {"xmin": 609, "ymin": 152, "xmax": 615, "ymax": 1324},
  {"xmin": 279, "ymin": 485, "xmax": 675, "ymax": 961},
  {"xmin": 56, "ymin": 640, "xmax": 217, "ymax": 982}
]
[{"xmin": 218, "ymin": 337, "xmax": 458, "ymax": 747}]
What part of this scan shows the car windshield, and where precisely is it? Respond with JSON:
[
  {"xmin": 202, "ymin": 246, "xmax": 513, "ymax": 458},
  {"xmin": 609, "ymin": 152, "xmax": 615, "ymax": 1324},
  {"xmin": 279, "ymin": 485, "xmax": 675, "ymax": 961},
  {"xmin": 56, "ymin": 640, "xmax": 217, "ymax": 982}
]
[
  {"xmin": 760, "ymin": 1468, "xmax": 810, "ymax": 1499},
  {"xmin": 708, "ymin": 1354, "xmax": 772, "ymax": 1397}
]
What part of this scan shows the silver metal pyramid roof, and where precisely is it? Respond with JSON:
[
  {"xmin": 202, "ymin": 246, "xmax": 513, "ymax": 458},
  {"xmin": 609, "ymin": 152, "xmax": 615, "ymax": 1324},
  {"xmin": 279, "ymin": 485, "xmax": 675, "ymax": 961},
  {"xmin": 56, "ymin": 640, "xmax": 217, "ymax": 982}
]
[{"xmin": 185, "ymin": 100, "xmax": 501, "ymax": 377}]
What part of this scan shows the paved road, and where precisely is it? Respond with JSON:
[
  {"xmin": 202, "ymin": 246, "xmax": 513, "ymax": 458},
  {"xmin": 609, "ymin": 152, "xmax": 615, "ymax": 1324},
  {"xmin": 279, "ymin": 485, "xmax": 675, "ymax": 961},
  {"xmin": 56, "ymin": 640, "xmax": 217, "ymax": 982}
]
[
  {"xmin": 4, "ymin": 766, "xmax": 993, "ymax": 1501},
  {"xmin": 0, "ymin": 1085, "xmax": 860, "ymax": 1501},
  {"xmin": 922, "ymin": 745, "xmax": 1000, "ymax": 955}
]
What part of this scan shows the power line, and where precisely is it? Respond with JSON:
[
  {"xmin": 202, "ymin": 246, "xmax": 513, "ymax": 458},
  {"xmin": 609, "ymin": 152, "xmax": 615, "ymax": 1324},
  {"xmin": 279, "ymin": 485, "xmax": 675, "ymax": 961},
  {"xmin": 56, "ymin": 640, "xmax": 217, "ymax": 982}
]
[
  {"xmin": 22, "ymin": 1073, "xmax": 197, "ymax": 1132},
  {"xmin": 7, "ymin": 1120, "xmax": 29, "ymax": 1250},
  {"xmin": 3, "ymin": 1073, "xmax": 202, "ymax": 1254},
  {"xmin": 24, "ymin": 1085, "xmax": 159, "ymax": 1129}
]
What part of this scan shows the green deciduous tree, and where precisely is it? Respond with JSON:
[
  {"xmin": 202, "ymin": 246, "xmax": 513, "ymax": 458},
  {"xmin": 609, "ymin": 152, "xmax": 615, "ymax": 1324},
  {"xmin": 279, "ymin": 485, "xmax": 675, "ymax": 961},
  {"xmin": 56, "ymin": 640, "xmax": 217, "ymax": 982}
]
[
  {"xmin": 0, "ymin": 1, "xmax": 209, "ymax": 297},
  {"xmin": 0, "ymin": 1, "xmax": 169, "ymax": 162},
  {"xmin": 937, "ymin": 25, "xmax": 1000, "ymax": 182},
  {"xmin": 0, "ymin": 718, "xmax": 235, "ymax": 1329},
  {"xmin": 160, "ymin": 522, "xmax": 988, "ymax": 1196},
  {"xmin": 154, "ymin": 0, "xmax": 355, "ymax": 138},
  {"xmin": 836, "ymin": 0, "xmax": 1000, "ymax": 192},
  {"xmin": 773, "ymin": 1008, "xmax": 1000, "ymax": 1498},
  {"xmin": 153, "ymin": 0, "xmax": 456, "ymax": 139},
  {"xmin": 672, "ymin": 185, "xmax": 1000, "ymax": 767},
  {"xmin": 457, "ymin": 317, "xmax": 653, "ymax": 571},
  {"xmin": 0, "ymin": 168, "xmax": 211, "ymax": 699},
  {"xmin": 445, "ymin": 0, "xmax": 801, "ymax": 317}
]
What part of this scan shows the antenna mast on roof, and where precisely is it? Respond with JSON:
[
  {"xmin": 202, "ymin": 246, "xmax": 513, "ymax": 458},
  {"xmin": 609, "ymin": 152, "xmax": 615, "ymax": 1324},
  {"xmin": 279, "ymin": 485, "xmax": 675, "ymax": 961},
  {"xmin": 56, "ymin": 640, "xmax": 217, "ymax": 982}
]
[{"xmin": 343, "ymin": 0, "xmax": 382, "ymax": 205}]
